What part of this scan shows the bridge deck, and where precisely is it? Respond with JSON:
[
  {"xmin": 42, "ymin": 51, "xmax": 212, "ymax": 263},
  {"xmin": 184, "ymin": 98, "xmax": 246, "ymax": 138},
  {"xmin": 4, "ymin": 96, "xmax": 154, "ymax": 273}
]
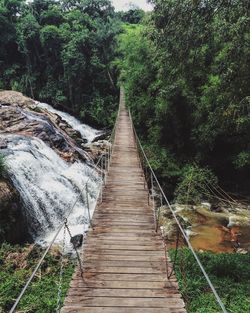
[{"xmin": 61, "ymin": 91, "xmax": 186, "ymax": 313}]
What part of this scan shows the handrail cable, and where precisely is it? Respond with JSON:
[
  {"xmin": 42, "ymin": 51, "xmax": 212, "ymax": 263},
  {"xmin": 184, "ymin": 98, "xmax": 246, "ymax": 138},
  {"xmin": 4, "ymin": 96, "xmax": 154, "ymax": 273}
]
[
  {"xmin": 128, "ymin": 108, "xmax": 228, "ymax": 313},
  {"xmin": 9, "ymin": 100, "xmax": 120, "ymax": 313},
  {"xmin": 9, "ymin": 153, "xmax": 104, "ymax": 313}
]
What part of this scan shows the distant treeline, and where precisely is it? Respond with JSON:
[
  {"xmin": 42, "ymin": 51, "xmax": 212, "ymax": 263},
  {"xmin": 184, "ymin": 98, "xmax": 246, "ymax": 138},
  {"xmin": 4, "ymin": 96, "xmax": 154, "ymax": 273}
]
[
  {"xmin": 0, "ymin": 0, "xmax": 125, "ymax": 126},
  {"xmin": 117, "ymin": 0, "xmax": 250, "ymax": 199}
]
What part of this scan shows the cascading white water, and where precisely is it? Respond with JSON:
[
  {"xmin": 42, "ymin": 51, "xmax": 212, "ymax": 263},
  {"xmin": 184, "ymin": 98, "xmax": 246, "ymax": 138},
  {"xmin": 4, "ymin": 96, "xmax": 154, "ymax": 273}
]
[
  {"xmin": 4, "ymin": 135, "xmax": 101, "ymax": 244},
  {"xmin": 1, "ymin": 102, "xmax": 104, "ymax": 245},
  {"xmin": 37, "ymin": 102, "xmax": 102, "ymax": 142}
]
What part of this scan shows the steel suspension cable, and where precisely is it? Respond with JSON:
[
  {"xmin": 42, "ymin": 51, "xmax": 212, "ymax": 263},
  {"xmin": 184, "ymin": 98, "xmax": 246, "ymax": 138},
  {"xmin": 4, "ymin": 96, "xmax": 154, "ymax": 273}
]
[
  {"xmin": 9, "ymin": 107, "xmax": 119, "ymax": 313},
  {"xmin": 9, "ymin": 162, "xmax": 103, "ymax": 312},
  {"xmin": 56, "ymin": 224, "xmax": 66, "ymax": 313},
  {"xmin": 128, "ymin": 108, "xmax": 228, "ymax": 313}
]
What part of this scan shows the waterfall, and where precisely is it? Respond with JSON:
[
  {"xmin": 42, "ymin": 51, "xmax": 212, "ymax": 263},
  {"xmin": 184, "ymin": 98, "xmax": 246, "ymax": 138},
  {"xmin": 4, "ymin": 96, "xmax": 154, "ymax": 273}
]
[
  {"xmin": 37, "ymin": 102, "xmax": 101, "ymax": 142},
  {"xmin": 1, "ymin": 102, "xmax": 103, "ymax": 245},
  {"xmin": 4, "ymin": 135, "xmax": 100, "ymax": 244}
]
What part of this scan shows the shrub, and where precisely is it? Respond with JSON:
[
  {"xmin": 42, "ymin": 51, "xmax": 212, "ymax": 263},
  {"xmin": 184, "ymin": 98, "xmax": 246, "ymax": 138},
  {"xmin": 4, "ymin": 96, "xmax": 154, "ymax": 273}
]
[
  {"xmin": 0, "ymin": 244, "xmax": 75, "ymax": 312},
  {"xmin": 175, "ymin": 164, "xmax": 218, "ymax": 204},
  {"xmin": 169, "ymin": 248, "xmax": 250, "ymax": 313}
]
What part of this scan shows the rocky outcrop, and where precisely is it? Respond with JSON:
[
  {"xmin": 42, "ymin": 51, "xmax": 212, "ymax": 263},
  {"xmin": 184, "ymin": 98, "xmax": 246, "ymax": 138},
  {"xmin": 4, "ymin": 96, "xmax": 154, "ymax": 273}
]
[
  {"xmin": 92, "ymin": 132, "xmax": 110, "ymax": 142},
  {"xmin": 0, "ymin": 90, "xmax": 35, "ymax": 108},
  {"xmin": 0, "ymin": 179, "xmax": 27, "ymax": 243},
  {"xmin": 0, "ymin": 91, "xmax": 107, "ymax": 243},
  {"xmin": 0, "ymin": 91, "xmax": 90, "ymax": 162},
  {"xmin": 83, "ymin": 140, "xmax": 111, "ymax": 160}
]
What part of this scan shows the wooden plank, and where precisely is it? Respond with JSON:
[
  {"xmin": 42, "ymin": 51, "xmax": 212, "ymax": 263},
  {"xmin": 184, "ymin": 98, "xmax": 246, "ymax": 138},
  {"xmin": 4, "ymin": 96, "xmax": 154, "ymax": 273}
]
[
  {"xmin": 86, "ymin": 235, "xmax": 161, "ymax": 241},
  {"xmin": 64, "ymin": 297, "xmax": 185, "ymax": 308},
  {"xmin": 90, "ymin": 228, "xmax": 155, "ymax": 233},
  {"xmin": 80, "ymin": 266, "xmax": 167, "ymax": 274},
  {"xmin": 97, "ymin": 204, "xmax": 149, "ymax": 207},
  {"xmin": 82, "ymin": 254, "xmax": 165, "ymax": 262},
  {"xmin": 92, "ymin": 214, "xmax": 153, "ymax": 220},
  {"xmin": 81, "ymin": 260, "xmax": 165, "ymax": 268},
  {"xmin": 83, "ymin": 249, "xmax": 165, "ymax": 256},
  {"xmin": 88, "ymin": 233, "xmax": 160, "ymax": 239},
  {"xmin": 84, "ymin": 244, "xmax": 163, "ymax": 251},
  {"xmin": 85, "ymin": 239, "xmax": 162, "ymax": 246},
  {"xmin": 74, "ymin": 273, "xmax": 174, "ymax": 282},
  {"xmin": 61, "ymin": 308, "xmax": 186, "ymax": 313},
  {"xmin": 66, "ymin": 288, "xmax": 180, "ymax": 297},
  {"xmin": 92, "ymin": 217, "xmax": 154, "ymax": 223},
  {"xmin": 92, "ymin": 221, "xmax": 154, "ymax": 227},
  {"xmin": 94, "ymin": 211, "xmax": 152, "ymax": 216},
  {"xmin": 69, "ymin": 280, "xmax": 179, "ymax": 289}
]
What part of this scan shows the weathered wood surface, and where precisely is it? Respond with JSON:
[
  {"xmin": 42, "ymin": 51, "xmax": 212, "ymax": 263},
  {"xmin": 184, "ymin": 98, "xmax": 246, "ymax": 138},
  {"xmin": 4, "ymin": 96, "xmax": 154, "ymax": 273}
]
[{"xmin": 61, "ymin": 90, "xmax": 186, "ymax": 313}]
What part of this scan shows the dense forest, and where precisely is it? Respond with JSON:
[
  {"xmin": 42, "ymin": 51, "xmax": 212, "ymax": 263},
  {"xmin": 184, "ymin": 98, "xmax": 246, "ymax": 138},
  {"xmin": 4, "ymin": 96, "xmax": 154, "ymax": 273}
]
[
  {"xmin": 0, "ymin": 0, "xmax": 249, "ymax": 199},
  {"xmin": 118, "ymin": 0, "xmax": 250, "ymax": 201},
  {"xmin": 1, "ymin": 0, "xmax": 249, "ymax": 202},
  {"xmin": 0, "ymin": 0, "xmax": 122, "ymax": 126}
]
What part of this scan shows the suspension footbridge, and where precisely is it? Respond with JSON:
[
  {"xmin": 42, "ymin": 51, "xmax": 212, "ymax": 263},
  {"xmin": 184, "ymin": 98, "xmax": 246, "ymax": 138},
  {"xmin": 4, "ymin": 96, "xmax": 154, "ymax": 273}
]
[
  {"xmin": 61, "ymin": 90, "xmax": 186, "ymax": 312},
  {"xmin": 10, "ymin": 89, "xmax": 228, "ymax": 313}
]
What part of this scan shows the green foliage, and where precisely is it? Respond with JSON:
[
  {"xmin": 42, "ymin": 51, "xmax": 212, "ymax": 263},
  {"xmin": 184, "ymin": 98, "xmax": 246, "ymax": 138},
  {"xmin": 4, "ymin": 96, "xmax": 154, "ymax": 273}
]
[
  {"xmin": 0, "ymin": 154, "xmax": 5, "ymax": 178},
  {"xmin": 169, "ymin": 248, "xmax": 250, "ymax": 313},
  {"xmin": 175, "ymin": 164, "xmax": 218, "ymax": 204},
  {"xmin": 0, "ymin": 243, "xmax": 74, "ymax": 312},
  {"xmin": 118, "ymin": 0, "xmax": 250, "ymax": 198},
  {"xmin": 233, "ymin": 151, "xmax": 250, "ymax": 169},
  {"xmin": 0, "ymin": 0, "xmax": 121, "ymax": 127},
  {"xmin": 87, "ymin": 94, "xmax": 117, "ymax": 126},
  {"xmin": 117, "ymin": 6, "xmax": 145, "ymax": 24}
]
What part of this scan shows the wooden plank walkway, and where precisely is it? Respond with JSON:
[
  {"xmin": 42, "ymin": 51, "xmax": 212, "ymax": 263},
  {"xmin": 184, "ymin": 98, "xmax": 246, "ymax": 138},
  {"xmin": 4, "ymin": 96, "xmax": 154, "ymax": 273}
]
[{"xmin": 61, "ymin": 90, "xmax": 186, "ymax": 313}]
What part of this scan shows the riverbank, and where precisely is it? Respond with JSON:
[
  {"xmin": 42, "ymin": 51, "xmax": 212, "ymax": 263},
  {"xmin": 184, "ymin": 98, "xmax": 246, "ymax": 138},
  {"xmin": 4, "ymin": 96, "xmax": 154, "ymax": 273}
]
[
  {"xmin": 0, "ymin": 243, "xmax": 74, "ymax": 313},
  {"xmin": 162, "ymin": 202, "xmax": 250, "ymax": 311},
  {"xmin": 169, "ymin": 248, "xmax": 250, "ymax": 313}
]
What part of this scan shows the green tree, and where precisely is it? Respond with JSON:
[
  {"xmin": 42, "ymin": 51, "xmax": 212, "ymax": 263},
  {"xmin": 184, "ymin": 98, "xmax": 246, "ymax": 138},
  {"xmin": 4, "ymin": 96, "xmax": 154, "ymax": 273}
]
[
  {"xmin": 118, "ymin": 0, "xmax": 250, "ymax": 199},
  {"xmin": 0, "ymin": 0, "xmax": 121, "ymax": 126}
]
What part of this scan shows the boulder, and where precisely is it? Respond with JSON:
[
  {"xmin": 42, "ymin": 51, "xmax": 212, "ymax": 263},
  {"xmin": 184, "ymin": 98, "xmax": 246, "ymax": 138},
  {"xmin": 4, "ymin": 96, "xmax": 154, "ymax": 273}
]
[
  {"xmin": 83, "ymin": 140, "xmax": 111, "ymax": 161},
  {"xmin": 236, "ymin": 248, "xmax": 248, "ymax": 254},
  {"xmin": 0, "ymin": 138, "xmax": 7, "ymax": 149},
  {"xmin": 0, "ymin": 97, "xmax": 90, "ymax": 162},
  {"xmin": 70, "ymin": 234, "xmax": 83, "ymax": 248},
  {"xmin": 0, "ymin": 90, "xmax": 35, "ymax": 108},
  {"xmin": 92, "ymin": 131, "xmax": 109, "ymax": 142},
  {"xmin": 210, "ymin": 203, "xmax": 223, "ymax": 212}
]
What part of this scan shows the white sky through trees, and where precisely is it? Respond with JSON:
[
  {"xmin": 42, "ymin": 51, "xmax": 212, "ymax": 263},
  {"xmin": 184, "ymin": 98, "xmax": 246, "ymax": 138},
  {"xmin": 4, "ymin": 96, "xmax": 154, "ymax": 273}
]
[{"xmin": 112, "ymin": 0, "xmax": 153, "ymax": 11}]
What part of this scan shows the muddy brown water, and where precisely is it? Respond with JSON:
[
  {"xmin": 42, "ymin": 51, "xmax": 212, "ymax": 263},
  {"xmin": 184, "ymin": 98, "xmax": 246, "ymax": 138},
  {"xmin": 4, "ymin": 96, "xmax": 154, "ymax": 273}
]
[
  {"xmin": 190, "ymin": 224, "xmax": 250, "ymax": 253},
  {"xmin": 177, "ymin": 207, "xmax": 250, "ymax": 253}
]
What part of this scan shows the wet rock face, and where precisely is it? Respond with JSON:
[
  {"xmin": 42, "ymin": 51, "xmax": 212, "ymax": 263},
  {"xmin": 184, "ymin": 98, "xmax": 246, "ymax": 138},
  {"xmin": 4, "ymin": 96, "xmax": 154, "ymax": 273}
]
[
  {"xmin": 0, "ymin": 179, "xmax": 27, "ymax": 244},
  {"xmin": 0, "ymin": 91, "xmax": 89, "ymax": 162}
]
